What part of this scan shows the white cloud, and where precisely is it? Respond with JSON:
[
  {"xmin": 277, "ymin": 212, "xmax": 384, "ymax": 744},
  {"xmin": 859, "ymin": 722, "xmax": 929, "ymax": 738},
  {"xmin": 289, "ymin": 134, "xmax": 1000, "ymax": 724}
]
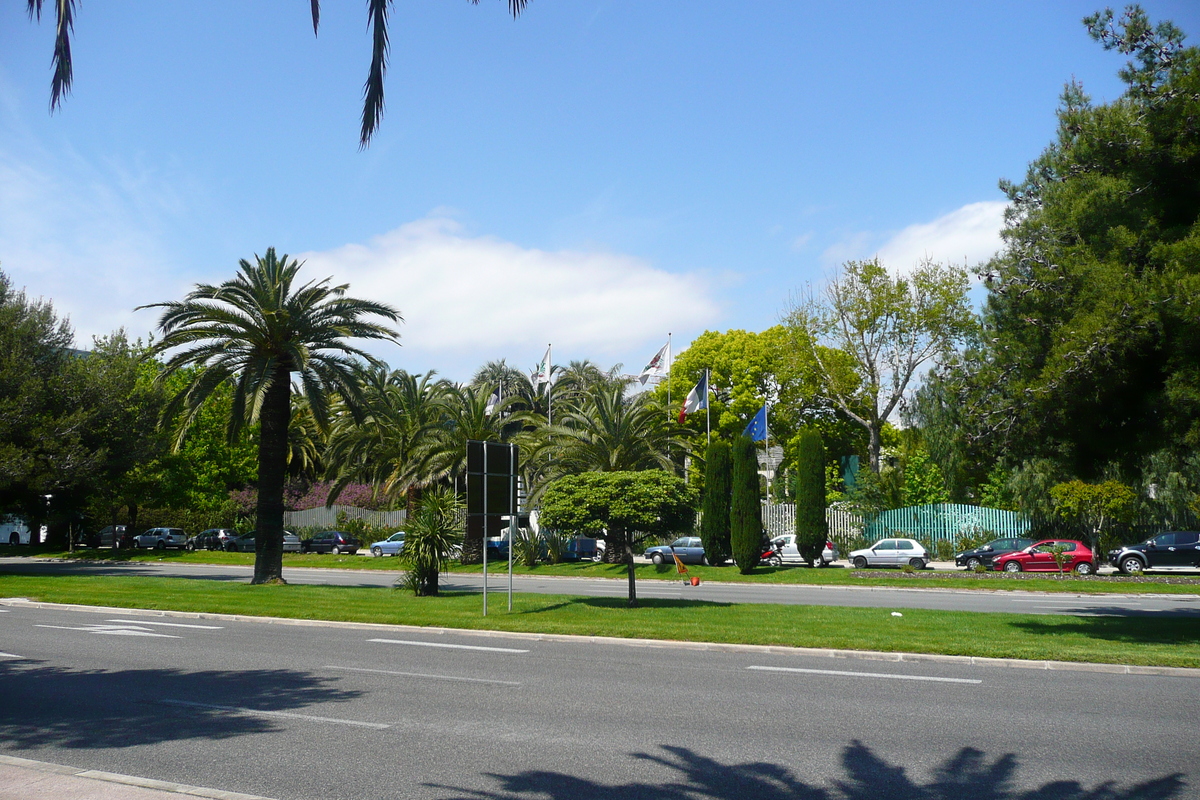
[
  {"xmin": 876, "ymin": 201, "xmax": 1008, "ymax": 272},
  {"xmin": 819, "ymin": 201, "xmax": 1008, "ymax": 275},
  {"xmin": 299, "ymin": 215, "xmax": 720, "ymax": 377}
]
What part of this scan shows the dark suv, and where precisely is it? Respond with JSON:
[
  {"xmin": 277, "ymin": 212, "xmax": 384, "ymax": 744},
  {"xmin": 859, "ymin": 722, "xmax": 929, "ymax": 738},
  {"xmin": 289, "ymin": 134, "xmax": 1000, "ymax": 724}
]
[
  {"xmin": 955, "ymin": 537, "xmax": 1035, "ymax": 570},
  {"xmin": 301, "ymin": 531, "xmax": 361, "ymax": 555},
  {"xmin": 1109, "ymin": 531, "xmax": 1200, "ymax": 574}
]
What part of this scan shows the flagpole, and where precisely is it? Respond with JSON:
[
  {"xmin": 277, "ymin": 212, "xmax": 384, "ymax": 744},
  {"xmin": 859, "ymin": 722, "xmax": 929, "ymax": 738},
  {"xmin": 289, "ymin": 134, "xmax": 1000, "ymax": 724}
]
[
  {"xmin": 667, "ymin": 333, "xmax": 672, "ymax": 412},
  {"xmin": 765, "ymin": 403, "xmax": 772, "ymax": 501},
  {"xmin": 547, "ymin": 344, "xmax": 552, "ymax": 427}
]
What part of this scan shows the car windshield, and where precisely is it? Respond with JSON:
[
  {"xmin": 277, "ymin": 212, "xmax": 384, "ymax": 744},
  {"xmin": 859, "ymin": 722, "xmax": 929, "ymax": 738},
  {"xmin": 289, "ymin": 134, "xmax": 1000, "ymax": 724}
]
[{"xmin": 390, "ymin": 533, "xmax": 405, "ymax": 541}]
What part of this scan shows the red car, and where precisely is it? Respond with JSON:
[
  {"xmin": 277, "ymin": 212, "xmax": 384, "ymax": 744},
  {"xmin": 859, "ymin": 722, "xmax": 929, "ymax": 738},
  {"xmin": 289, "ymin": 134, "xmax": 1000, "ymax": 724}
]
[{"xmin": 994, "ymin": 539, "xmax": 1097, "ymax": 575}]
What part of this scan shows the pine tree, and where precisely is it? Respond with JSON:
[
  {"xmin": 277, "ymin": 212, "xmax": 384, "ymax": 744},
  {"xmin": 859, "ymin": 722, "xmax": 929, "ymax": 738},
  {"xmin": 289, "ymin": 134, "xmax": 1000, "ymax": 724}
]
[
  {"xmin": 731, "ymin": 435, "xmax": 763, "ymax": 574},
  {"xmin": 794, "ymin": 428, "xmax": 828, "ymax": 566},
  {"xmin": 700, "ymin": 440, "xmax": 732, "ymax": 566}
]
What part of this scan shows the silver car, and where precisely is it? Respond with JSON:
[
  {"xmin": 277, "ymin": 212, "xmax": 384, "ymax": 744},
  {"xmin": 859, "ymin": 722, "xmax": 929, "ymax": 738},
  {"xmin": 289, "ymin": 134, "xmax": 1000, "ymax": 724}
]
[
  {"xmin": 771, "ymin": 534, "xmax": 838, "ymax": 566},
  {"xmin": 133, "ymin": 527, "xmax": 187, "ymax": 550},
  {"xmin": 848, "ymin": 537, "xmax": 928, "ymax": 569}
]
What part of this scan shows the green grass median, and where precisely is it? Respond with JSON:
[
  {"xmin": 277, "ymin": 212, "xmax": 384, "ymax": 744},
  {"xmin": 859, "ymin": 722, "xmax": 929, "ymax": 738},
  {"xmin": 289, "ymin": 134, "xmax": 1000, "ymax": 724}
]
[
  {"xmin": 25, "ymin": 547, "xmax": 1200, "ymax": 595},
  {"xmin": 2, "ymin": 573, "xmax": 1197, "ymax": 668}
]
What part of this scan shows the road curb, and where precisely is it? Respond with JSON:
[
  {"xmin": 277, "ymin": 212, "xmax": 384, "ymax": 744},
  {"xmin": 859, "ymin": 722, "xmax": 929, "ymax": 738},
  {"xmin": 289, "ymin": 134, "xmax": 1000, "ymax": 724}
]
[
  {"xmin": 4, "ymin": 597, "xmax": 1198, "ymax": 678},
  {"xmin": 0, "ymin": 753, "xmax": 275, "ymax": 799}
]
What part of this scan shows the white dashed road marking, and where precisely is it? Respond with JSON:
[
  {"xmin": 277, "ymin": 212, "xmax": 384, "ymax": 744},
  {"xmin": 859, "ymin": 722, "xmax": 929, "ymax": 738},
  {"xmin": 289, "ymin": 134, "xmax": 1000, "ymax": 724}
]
[
  {"xmin": 326, "ymin": 665, "xmax": 521, "ymax": 686},
  {"xmin": 748, "ymin": 665, "xmax": 982, "ymax": 684},
  {"xmin": 35, "ymin": 623, "xmax": 180, "ymax": 638},
  {"xmin": 368, "ymin": 638, "xmax": 529, "ymax": 653},
  {"xmin": 106, "ymin": 619, "xmax": 223, "ymax": 629},
  {"xmin": 160, "ymin": 699, "xmax": 390, "ymax": 729}
]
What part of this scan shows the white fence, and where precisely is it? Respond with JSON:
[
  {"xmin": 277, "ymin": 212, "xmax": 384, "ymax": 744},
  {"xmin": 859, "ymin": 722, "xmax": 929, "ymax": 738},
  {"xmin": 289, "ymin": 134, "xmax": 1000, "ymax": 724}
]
[
  {"xmin": 761, "ymin": 503, "xmax": 863, "ymax": 545},
  {"xmin": 283, "ymin": 505, "xmax": 406, "ymax": 530}
]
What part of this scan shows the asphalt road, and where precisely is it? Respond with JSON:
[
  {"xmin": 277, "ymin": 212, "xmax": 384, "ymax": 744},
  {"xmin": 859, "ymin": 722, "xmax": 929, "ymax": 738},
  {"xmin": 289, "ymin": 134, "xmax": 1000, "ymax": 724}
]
[
  {"xmin": 3, "ymin": 557, "xmax": 1199, "ymax": 617},
  {"xmin": 0, "ymin": 601, "xmax": 1195, "ymax": 800}
]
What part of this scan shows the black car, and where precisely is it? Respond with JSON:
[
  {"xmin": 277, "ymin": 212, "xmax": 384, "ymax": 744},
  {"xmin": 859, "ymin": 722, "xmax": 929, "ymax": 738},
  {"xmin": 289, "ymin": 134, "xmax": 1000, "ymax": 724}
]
[
  {"xmin": 955, "ymin": 537, "xmax": 1035, "ymax": 570},
  {"xmin": 562, "ymin": 537, "xmax": 602, "ymax": 562},
  {"xmin": 301, "ymin": 531, "xmax": 361, "ymax": 555},
  {"xmin": 187, "ymin": 528, "xmax": 237, "ymax": 551},
  {"xmin": 1109, "ymin": 531, "xmax": 1200, "ymax": 574}
]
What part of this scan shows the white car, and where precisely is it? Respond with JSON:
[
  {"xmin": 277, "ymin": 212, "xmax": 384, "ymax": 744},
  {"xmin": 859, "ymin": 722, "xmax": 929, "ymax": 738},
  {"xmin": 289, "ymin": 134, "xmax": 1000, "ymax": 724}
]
[
  {"xmin": 848, "ymin": 537, "xmax": 928, "ymax": 569},
  {"xmin": 132, "ymin": 527, "xmax": 188, "ymax": 550},
  {"xmin": 771, "ymin": 534, "xmax": 838, "ymax": 566}
]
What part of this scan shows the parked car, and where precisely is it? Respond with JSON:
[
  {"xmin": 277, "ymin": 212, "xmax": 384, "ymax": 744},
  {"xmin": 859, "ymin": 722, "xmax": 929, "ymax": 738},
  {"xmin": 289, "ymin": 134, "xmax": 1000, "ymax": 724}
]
[
  {"xmin": 370, "ymin": 532, "xmax": 406, "ymax": 557},
  {"xmin": 186, "ymin": 528, "xmax": 237, "ymax": 551},
  {"xmin": 96, "ymin": 525, "xmax": 135, "ymax": 549},
  {"xmin": 562, "ymin": 536, "xmax": 602, "ymax": 562},
  {"xmin": 994, "ymin": 539, "xmax": 1096, "ymax": 575},
  {"xmin": 955, "ymin": 537, "xmax": 1036, "ymax": 570},
  {"xmin": 645, "ymin": 537, "xmax": 706, "ymax": 565},
  {"xmin": 132, "ymin": 527, "xmax": 187, "ymax": 550},
  {"xmin": 848, "ymin": 538, "xmax": 929, "ymax": 569},
  {"xmin": 771, "ymin": 533, "xmax": 838, "ymax": 566},
  {"xmin": 226, "ymin": 531, "xmax": 302, "ymax": 553},
  {"xmin": 301, "ymin": 531, "xmax": 361, "ymax": 555},
  {"xmin": 1109, "ymin": 531, "xmax": 1200, "ymax": 574}
]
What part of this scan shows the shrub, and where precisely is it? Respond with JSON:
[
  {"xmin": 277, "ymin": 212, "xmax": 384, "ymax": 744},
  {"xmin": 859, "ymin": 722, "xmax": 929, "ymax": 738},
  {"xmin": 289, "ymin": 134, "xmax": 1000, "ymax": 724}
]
[
  {"xmin": 730, "ymin": 435, "xmax": 762, "ymax": 574},
  {"xmin": 793, "ymin": 428, "xmax": 828, "ymax": 565},
  {"xmin": 700, "ymin": 440, "xmax": 732, "ymax": 566}
]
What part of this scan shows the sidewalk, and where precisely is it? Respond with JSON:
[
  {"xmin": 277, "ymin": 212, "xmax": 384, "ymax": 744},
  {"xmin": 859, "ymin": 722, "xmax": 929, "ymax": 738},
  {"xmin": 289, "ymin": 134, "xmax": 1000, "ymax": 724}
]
[{"xmin": 0, "ymin": 755, "xmax": 273, "ymax": 800}]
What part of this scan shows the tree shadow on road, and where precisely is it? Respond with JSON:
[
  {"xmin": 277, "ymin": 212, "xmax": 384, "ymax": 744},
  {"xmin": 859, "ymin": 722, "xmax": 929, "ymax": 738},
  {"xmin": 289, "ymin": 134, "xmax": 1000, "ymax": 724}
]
[
  {"xmin": 432, "ymin": 742, "xmax": 1186, "ymax": 800},
  {"xmin": 0, "ymin": 658, "xmax": 365, "ymax": 749}
]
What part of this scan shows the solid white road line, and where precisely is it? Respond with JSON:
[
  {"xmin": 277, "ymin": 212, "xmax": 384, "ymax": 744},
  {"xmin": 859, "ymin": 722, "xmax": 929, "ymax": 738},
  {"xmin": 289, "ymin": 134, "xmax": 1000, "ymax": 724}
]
[
  {"xmin": 747, "ymin": 665, "xmax": 983, "ymax": 684},
  {"xmin": 325, "ymin": 665, "xmax": 521, "ymax": 686},
  {"xmin": 368, "ymin": 638, "xmax": 529, "ymax": 653},
  {"xmin": 107, "ymin": 619, "xmax": 224, "ymax": 629},
  {"xmin": 0, "ymin": 652, "xmax": 22, "ymax": 659},
  {"xmin": 160, "ymin": 699, "xmax": 390, "ymax": 729},
  {"xmin": 35, "ymin": 623, "xmax": 180, "ymax": 638}
]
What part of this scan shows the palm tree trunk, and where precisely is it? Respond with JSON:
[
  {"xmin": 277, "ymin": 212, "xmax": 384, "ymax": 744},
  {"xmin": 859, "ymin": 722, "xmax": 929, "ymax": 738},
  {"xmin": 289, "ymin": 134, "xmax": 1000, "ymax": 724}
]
[{"xmin": 253, "ymin": 367, "xmax": 290, "ymax": 585}]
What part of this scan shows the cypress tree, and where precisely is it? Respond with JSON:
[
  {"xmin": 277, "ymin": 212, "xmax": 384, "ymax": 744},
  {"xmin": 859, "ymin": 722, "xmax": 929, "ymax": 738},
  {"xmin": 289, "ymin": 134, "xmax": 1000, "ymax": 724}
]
[
  {"xmin": 700, "ymin": 439, "xmax": 732, "ymax": 566},
  {"xmin": 794, "ymin": 427, "xmax": 828, "ymax": 566},
  {"xmin": 730, "ymin": 435, "xmax": 763, "ymax": 574}
]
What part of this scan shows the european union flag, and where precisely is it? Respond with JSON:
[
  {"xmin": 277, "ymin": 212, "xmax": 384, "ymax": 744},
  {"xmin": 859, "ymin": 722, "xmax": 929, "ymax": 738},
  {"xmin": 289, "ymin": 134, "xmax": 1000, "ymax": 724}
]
[{"xmin": 743, "ymin": 405, "xmax": 768, "ymax": 442}]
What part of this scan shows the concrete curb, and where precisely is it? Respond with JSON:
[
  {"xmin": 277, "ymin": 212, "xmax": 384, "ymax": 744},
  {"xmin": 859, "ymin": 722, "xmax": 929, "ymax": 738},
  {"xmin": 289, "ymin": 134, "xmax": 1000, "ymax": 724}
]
[
  {"xmin": 0, "ymin": 754, "xmax": 275, "ymax": 799},
  {"xmin": 5, "ymin": 597, "xmax": 1199, "ymax": 678}
]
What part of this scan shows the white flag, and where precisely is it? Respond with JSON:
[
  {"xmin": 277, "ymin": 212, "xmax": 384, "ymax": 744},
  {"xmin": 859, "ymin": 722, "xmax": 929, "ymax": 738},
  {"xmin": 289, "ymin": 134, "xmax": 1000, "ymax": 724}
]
[
  {"xmin": 534, "ymin": 345, "xmax": 553, "ymax": 390},
  {"xmin": 485, "ymin": 386, "xmax": 501, "ymax": 415},
  {"xmin": 639, "ymin": 341, "xmax": 670, "ymax": 386}
]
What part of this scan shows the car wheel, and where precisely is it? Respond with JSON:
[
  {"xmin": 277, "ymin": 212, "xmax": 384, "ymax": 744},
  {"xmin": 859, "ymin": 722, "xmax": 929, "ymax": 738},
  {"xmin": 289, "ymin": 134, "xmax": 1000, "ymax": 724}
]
[
  {"xmin": 909, "ymin": 558, "xmax": 924, "ymax": 569},
  {"xmin": 371, "ymin": 546, "xmax": 383, "ymax": 557},
  {"xmin": 591, "ymin": 552, "xmax": 602, "ymax": 563},
  {"xmin": 1004, "ymin": 560, "xmax": 1022, "ymax": 573},
  {"xmin": 331, "ymin": 545, "xmax": 341, "ymax": 555},
  {"xmin": 1075, "ymin": 561, "xmax": 1095, "ymax": 576},
  {"xmin": 701, "ymin": 555, "xmax": 710, "ymax": 566},
  {"xmin": 155, "ymin": 540, "xmax": 165, "ymax": 550},
  {"xmin": 769, "ymin": 554, "xmax": 783, "ymax": 567},
  {"xmin": 852, "ymin": 556, "xmax": 868, "ymax": 569},
  {"xmin": 8, "ymin": 533, "xmax": 18, "ymax": 546},
  {"xmin": 966, "ymin": 557, "xmax": 981, "ymax": 570},
  {"xmin": 1120, "ymin": 556, "xmax": 1144, "ymax": 575},
  {"xmin": 185, "ymin": 542, "xmax": 194, "ymax": 552},
  {"xmin": 651, "ymin": 553, "xmax": 664, "ymax": 565}
]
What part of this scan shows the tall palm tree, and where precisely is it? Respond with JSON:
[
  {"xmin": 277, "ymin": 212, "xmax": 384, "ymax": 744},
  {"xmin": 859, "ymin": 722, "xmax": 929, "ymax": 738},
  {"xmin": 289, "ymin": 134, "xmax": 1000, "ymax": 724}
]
[
  {"xmin": 526, "ymin": 384, "xmax": 692, "ymax": 504},
  {"xmin": 141, "ymin": 248, "xmax": 400, "ymax": 584},
  {"xmin": 324, "ymin": 367, "xmax": 452, "ymax": 508}
]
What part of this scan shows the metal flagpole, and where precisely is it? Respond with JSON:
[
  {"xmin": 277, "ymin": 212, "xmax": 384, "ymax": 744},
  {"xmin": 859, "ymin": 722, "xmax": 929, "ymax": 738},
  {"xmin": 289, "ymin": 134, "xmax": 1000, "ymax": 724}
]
[
  {"xmin": 667, "ymin": 333, "xmax": 672, "ymax": 411},
  {"xmin": 482, "ymin": 443, "xmax": 488, "ymax": 617},
  {"xmin": 546, "ymin": 344, "xmax": 552, "ymax": 427},
  {"xmin": 765, "ymin": 403, "xmax": 772, "ymax": 500},
  {"xmin": 508, "ymin": 443, "xmax": 515, "ymax": 612}
]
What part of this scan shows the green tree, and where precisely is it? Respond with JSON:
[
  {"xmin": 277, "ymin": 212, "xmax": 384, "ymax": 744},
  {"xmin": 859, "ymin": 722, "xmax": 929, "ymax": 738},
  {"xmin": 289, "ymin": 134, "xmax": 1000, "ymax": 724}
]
[
  {"xmin": 398, "ymin": 487, "xmax": 464, "ymax": 596},
  {"xmin": 142, "ymin": 248, "xmax": 400, "ymax": 584},
  {"xmin": 785, "ymin": 258, "xmax": 975, "ymax": 474},
  {"xmin": 730, "ymin": 435, "xmax": 762, "ymax": 574},
  {"xmin": 1049, "ymin": 479, "xmax": 1137, "ymax": 556},
  {"xmin": 793, "ymin": 428, "xmax": 827, "ymax": 567},
  {"xmin": 968, "ymin": 7, "xmax": 1200, "ymax": 478},
  {"xmin": 538, "ymin": 470, "xmax": 695, "ymax": 607},
  {"xmin": 699, "ymin": 440, "xmax": 732, "ymax": 566},
  {"xmin": 27, "ymin": 0, "xmax": 529, "ymax": 147},
  {"xmin": 901, "ymin": 448, "xmax": 950, "ymax": 507}
]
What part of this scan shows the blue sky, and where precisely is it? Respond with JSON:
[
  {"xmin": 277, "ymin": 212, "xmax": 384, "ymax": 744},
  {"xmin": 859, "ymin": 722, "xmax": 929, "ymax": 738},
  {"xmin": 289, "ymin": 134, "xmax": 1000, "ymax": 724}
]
[{"xmin": 2, "ymin": 1, "xmax": 1197, "ymax": 383}]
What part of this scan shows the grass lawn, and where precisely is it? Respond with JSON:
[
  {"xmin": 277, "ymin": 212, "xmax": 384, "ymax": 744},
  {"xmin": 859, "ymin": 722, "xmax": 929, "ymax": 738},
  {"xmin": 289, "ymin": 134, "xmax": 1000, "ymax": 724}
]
[
  {"xmin": 24, "ymin": 546, "xmax": 1200, "ymax": 595},
  {"xmin": 2, "ymin": 572, "xmax": 1197, "ymax": 668}
]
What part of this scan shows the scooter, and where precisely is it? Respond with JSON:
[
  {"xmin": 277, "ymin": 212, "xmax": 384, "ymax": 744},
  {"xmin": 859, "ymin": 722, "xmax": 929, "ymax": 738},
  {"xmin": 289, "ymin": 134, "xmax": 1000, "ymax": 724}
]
[{"xmin": 759, "ymin": 544, "xmax": 783, "ymax": 567}]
